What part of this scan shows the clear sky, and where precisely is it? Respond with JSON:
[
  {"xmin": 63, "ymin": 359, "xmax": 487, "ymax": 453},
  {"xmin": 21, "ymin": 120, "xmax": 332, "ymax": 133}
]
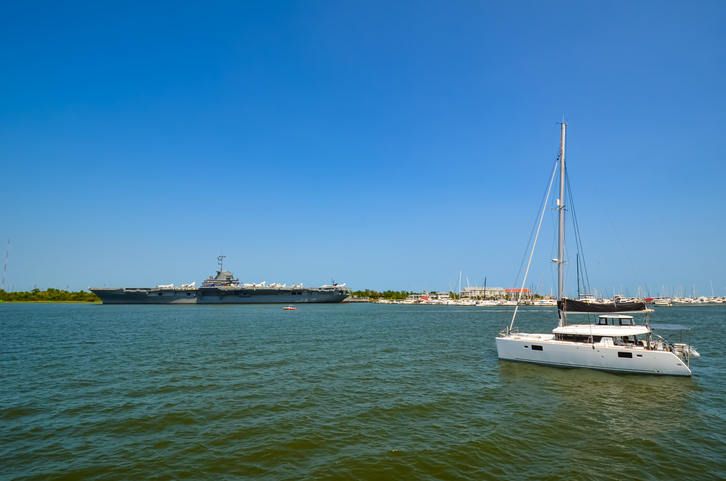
[{"xmin": 1, "ymin": 1, "xmax": 725, "ymax": 297}]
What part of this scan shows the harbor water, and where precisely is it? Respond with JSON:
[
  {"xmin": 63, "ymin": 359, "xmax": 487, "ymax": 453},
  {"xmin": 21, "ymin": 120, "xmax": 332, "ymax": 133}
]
[{"xmin": 1, "ymin": 303, "xmax": 724, "ymax": 480}]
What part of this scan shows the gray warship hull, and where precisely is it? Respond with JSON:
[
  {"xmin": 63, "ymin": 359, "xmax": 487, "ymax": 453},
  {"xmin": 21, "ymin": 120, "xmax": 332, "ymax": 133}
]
[
  {"xmin": 90, "ymin": 286, "xmax": 350, "ymax": 304},
  {"xmin": 90, "ymin": 258, "xmax": 350, "ymax": 304}
]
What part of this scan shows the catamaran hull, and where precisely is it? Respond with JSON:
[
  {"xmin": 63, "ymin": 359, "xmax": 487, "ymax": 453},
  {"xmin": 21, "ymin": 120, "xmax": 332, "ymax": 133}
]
[
  {"xmin": 90, "ymin": 287, "xmax": 350, "ymax": 304},
  {"xmin": 496, "ymin": 336, "xmax": 692, "ymax": 376}
]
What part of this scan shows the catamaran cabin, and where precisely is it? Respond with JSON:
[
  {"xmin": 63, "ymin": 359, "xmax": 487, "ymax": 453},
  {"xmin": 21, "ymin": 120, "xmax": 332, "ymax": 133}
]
[{"xmin": 553, "ymin": 315, "xmax": 651, "ymax": 347}]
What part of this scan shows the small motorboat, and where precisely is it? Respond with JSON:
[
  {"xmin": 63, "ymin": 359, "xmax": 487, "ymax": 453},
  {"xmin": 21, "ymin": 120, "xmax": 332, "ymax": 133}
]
[{"xmin": 283, "ymin": 306, "xmax": 296, "ymax": 310}]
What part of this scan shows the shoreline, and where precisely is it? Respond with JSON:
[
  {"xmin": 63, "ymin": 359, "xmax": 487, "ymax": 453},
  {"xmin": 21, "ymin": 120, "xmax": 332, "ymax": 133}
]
[{"xmin": 0, "ymin": 300, "xmax": 102, "ymax": 304}]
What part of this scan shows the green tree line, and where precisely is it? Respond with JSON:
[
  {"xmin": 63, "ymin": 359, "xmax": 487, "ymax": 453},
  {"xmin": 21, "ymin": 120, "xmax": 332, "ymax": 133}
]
[
  {"xmin": 0, "ymin": 288, "xmax": 101, "ymax": 303},
  {"xmin": 350, "ymin": 290, "xmax": 418, "ymax": 300}
]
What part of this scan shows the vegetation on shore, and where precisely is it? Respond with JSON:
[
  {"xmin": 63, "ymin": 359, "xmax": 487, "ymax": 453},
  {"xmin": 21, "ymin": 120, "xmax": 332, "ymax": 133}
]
[
  {"xmin": 350, "ymin": 290, "xmax": 437, "ymax": 300},
  {"xmin": 351, "ymin": 289, "xmax": 411, "ymax": 300},
  {"xmin": 0, "ymin": 288, "xmax": 101, "ymax": 303}
]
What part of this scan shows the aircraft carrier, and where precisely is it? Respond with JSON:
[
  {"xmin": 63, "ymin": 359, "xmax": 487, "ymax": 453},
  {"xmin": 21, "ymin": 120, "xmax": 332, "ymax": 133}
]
[{"xmin": 89, "ymin": 256, "xmax": 351, "ymax": 304}]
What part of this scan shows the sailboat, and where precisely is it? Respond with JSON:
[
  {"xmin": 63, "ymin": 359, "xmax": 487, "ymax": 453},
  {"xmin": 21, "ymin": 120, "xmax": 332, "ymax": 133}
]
[{"xmin": 495, "ymin": 123, "xmax": 699, "ymax": 376}]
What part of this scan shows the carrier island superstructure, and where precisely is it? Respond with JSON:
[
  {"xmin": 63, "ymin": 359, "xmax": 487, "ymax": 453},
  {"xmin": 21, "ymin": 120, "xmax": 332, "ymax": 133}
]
[{"xmin": 89, "ymin": 257, "xmax": 351, "ymax": 304}]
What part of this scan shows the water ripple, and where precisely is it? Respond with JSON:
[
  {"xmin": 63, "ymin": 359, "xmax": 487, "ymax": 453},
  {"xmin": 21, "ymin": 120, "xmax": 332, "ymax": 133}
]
[{"xmin": 1, "ymin": 303, "xmax": 724, "ymax": 480}]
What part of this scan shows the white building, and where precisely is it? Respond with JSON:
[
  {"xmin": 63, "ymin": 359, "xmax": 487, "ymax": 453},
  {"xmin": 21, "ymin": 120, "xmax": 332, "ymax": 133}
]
[{"xmin": 460, "ymin": 287, "xmax": 506, "ymax": 299}]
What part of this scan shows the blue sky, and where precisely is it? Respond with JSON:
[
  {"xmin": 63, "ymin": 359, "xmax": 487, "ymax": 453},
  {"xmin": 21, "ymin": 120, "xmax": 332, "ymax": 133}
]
[{"xmin": 1, "ymin": 1, "xmax": 725, "ymax": 297}]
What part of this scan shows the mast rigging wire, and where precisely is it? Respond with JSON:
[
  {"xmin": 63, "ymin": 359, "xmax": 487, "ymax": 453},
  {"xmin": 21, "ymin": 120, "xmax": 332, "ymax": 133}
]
[
  {"xmin": 565, "ymin": 168, "xmax": 592, "ymax": 296},
  {"xmin": 511, "ymin": 154, "xmax": 560, "ymax": 290},
  {"xmin": 509, "ymin": 156, "xmax": 560, "ymax": 331}
]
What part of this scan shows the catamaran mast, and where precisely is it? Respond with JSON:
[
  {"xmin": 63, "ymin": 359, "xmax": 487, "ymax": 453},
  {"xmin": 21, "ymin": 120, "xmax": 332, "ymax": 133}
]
[
  {"xmin": 557, "ymin": 123, "xmax": 566, "ymax": 300},
  {"xmin": 557, "ymin": 122, "xmax": 566, "ymax": 325}
]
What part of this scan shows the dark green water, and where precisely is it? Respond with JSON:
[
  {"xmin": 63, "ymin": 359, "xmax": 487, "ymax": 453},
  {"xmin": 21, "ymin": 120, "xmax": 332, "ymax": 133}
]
[{"xmin": 1, "ymin": 303, "xmax": 724, "ymax": 480}]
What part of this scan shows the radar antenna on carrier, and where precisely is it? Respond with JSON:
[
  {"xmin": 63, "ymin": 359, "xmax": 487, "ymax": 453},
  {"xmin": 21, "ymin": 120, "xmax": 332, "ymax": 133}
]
[{"xmin": 217, "ymin": 255, "xmax": 226, "ymax": 272}]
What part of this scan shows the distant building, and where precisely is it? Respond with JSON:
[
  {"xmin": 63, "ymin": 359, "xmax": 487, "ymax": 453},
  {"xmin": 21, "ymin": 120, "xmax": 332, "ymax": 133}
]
[
  {"xmin": 343, "ymin": 296, "xmax": 369, "ymax": 303},
  {"xmin": 505, "ymin": 288, "xmax": 531, "ymax": 300},
  {"xmin": 460, "ymin": 286, "xmax": 505, "ymax": 298},
  {"xmin": 405, "ymin": 290, "xmax": 432, "ymax": 302}
]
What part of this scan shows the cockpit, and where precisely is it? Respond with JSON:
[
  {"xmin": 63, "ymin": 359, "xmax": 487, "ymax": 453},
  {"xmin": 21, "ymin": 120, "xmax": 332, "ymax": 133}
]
[{"xmin": 597, "ymin": 315, "xmax": 635, "ymax": 326}]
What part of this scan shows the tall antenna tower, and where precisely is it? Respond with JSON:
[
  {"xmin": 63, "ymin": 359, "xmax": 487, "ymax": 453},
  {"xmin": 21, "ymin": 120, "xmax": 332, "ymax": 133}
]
[{"xmin": 2, "ymin": 238, "xmax": 9, "ymax": 291}]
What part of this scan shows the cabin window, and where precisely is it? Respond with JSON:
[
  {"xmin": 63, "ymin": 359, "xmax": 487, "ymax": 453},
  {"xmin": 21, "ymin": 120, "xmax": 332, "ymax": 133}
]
[
  {"xmin": 618, "ymin": 352, "xmax": 633, "ymax": 358},
  {"xmin": 531, "ymin": 345, "xmax": 543, "ymax": 351},
  {"xmin": 158, "ymin": 293, "xmax": 162, "ymax": 296},
  {"xmin": 187, "ymin": 292, "xmax": 191, "ymax": 296},
  {"xmin": 637, "ymin": 354, "xmax": 643, "ymax": 357},
  {"xmin": 524, "ymin": 346, "xmax": 529, "ymax": 349}
]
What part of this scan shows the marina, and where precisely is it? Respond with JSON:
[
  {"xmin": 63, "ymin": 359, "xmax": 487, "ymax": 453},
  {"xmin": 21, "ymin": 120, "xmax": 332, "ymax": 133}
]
[{"xmin": 366, "ymin": 291, "xmax": 726, "ymax": 306}]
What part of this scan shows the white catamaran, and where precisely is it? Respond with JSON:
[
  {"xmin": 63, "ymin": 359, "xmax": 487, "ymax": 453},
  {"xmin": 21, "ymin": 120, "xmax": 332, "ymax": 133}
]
[{"xmin": 496, "ymin": 123, "xmax": 699, "ymax": 376}]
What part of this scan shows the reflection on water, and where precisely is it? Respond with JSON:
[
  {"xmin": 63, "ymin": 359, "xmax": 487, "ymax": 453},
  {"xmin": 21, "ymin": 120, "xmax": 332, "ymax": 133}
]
[
  {"xmin": 494, "ymin": 349, "xmax": 721, "ymax": 480},
  {"xmin": 498, "ymin": 360, "xmax": 697, "ymax": 426}
]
